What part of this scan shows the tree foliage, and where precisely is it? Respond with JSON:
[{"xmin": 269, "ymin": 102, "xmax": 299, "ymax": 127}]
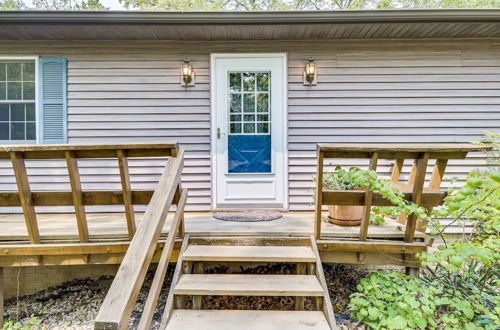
[
  {"xmin": 120, "ymin": 0, "xmax": 500, "ymax": 10},
  {"xmin": 0, "ymin": 0, "xmax": 108, "ymax": 10},
  {"xmin": 0, "ymin": 0, "xmax": 25, "ymax": 9}
]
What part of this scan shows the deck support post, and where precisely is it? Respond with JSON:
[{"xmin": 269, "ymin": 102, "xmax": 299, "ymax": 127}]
[
  {"xmin": 405, "ymin": 266, "xmax": 419, "ymax": 277},
  {"xmin": 314, "ymin": 147, "xmax": 324, "ymax": 240},
  {"xmin": 0, "ymin": 267, "xmax": 3, "ymax": 327}
]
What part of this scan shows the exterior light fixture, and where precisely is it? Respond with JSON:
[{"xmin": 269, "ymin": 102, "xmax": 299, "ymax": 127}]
[
  {"xmin": 181, "ymin": 59, "xmax": 195, "ymax": 87},
  {"xmin": 303, "ymin": 58, "xmax": 317, "ymax": 86}
]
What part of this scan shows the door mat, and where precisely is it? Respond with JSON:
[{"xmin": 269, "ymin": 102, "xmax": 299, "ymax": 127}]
[{"xmin": 213, "ymin": 210, "xmax": 283, "ymax": 222}]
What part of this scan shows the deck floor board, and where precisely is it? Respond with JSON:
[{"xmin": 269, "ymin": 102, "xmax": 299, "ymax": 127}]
[{"xmin": 0, "ymin": 212, "xmax": 423, "ymax": 242}]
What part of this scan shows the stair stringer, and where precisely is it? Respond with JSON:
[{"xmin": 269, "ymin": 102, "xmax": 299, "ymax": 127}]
[{"xmin": 310, "ymin": 236, "xmax": 337, "ymax": 330}]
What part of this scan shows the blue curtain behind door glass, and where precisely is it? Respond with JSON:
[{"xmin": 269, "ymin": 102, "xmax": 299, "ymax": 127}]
[{"xmin": 228, "ymin": 135, "xmax": 271, "ymax": 173}]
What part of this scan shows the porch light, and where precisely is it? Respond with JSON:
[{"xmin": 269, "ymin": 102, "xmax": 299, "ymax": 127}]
[
  {"xmin": 303, "ymin": 58, "xmax": 317, "ymax": 86},
  {"xmin": 181, "ymin": 59, "xmax": 195, "ymax": 87}
]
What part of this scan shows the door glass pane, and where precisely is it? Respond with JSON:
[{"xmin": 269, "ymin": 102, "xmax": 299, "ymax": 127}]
[
  {"xmin": 230, "ymin": 94, "xmax": 241, "ymax": 113},
  {"xmin": 243, "ymin": 94, "xmax": 255, "ymax": 112},
  {"xmin": 229, "ymin": 73, "xmax": 241, "ymax": 92},
  {"xmin": 242, "ymin": 73, "xmax": 255, "ymax": 91},
  {"xmin": 227, "ymin": 71, "xmax": 271, "ymax": 173},
  {"xmin": 257, "ymin": 73, "xmax": 269, "ymax": 91}
]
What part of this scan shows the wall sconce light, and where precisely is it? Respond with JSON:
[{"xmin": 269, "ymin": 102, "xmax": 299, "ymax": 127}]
[
  {"xmin": 181, "ymin": 59, "xmax": 195, "ymax": 87},
  {"xmin": 303, "ymin": 58, "xmax": 317, "ymax": 86}
]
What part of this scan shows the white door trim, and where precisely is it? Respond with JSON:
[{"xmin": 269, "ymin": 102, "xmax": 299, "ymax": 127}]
[{"xmin": 210, "ymin": 53, "xmax": 288, "ymax": 210}]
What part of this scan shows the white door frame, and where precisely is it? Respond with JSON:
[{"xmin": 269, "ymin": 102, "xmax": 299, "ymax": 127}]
[{"xmin": 210, "ymin": 53, "xmax": 288, "ymax": 210}]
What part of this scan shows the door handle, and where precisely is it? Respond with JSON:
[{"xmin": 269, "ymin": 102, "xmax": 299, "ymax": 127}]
[{"xmin": 217, "ymin": 127, "xmax": 226, "ymax": 139}]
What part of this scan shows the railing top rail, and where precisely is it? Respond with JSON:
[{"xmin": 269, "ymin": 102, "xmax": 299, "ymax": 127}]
[
  {"xmin": 0, "ymin": 142, "xmax": 179, "ymax": 159},
  {"xmin": 317, "ymin": 143, "xmax": 489, "ymax": 159}
]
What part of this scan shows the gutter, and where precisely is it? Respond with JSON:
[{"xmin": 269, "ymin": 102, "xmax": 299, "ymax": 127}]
[{"xmin": 1, "ymin": 9, "xmax": 500, "ymax": 25}]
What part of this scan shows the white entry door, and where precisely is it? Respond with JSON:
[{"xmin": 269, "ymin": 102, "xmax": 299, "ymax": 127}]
[{"xmin": 211, "ymin": 54, "xmax": 288, "ymax": 210}]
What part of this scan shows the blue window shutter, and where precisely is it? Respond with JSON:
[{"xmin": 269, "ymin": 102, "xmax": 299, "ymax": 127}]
[{"xmin": 39, "ymin": 58, "xmax": 67, "ymax": 144}]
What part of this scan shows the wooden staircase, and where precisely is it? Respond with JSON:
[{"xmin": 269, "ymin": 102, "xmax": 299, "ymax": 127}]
[{"xmin": 160, "ymin": 236, "xmax": 336, "ymax": 330}]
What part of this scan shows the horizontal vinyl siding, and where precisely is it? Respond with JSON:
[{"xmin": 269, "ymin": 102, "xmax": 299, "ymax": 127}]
[
  {"xmin": 287, "ymin": 48, "xmax": 500, "ymax": 210},
  {"xmin": 0, "ymin": 39, "xmax": 499, "ymax": 214},
  {"xmin": 68, "ymin": 55, "xmax": 211, "ymax": 211},
  {"xmin": 0, "ymin": 53, "xmax": 212, "ymax": 212}
]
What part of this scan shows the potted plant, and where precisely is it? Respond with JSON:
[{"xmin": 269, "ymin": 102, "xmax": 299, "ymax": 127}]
[{"xmin": 322, "ymin": 166, "xmax": 365, "ymax": 226}]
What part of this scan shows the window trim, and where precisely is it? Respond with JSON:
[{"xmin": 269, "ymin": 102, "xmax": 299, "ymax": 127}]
[{"xmin": 0, "ymin": 56, "xmax": 39, "ymax": 144}]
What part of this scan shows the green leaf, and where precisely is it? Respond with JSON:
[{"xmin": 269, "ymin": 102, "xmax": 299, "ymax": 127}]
[
  {"xmin": 368, "ymin": 307, "xmax": 380, "ymax": 320},
  {"xmin": 387, "ymin": 315, "xmax": 407, "ymax": 329}
]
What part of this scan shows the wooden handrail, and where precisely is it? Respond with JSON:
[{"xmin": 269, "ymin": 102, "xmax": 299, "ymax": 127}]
[
  {"xmin": 138, "ymin": 187, "xmax": 188, "ymax": 330},
  {"xmin": 0, "ymin": 143, "xmax": 178, "ymax": 159},
  {"xmin": 94, "ymin": 150, "xmax": 185, "ymax": 330}
]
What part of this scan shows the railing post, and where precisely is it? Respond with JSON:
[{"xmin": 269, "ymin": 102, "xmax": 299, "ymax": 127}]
[
  {"xmin": 117, "ymin": 150, "xmax": 136, "ymax": 239},
  {"xmin": 65, "ymin": 151, "xmax": 90, "ymax": 243},
  {"xmin": 314, "ymin": 146, "xmax": 324, "ymax": 240},
  {"xmin": 359, "ymin": 152, "xmax": 379, "ymax": 241},
  {"xmin": 10, "ymin": 152, "xmax": 40, "ymax": 244},
  {"xmin": 404, "ymin": 153, "xmax": 430, "ymax": 243}
]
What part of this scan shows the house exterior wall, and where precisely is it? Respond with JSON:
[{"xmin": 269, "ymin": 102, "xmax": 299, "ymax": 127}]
[{"xmin": 0, "ymin": 39, "xmax": 498, "ymax": 212}]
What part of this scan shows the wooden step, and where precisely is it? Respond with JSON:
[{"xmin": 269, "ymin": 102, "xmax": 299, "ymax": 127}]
[
  {"xmin": 165, "ymin": 310, "xmax": 331, "ymax": 330},
  {"xmin": 174, "ymin": 274, "xmax": 324, "ymax": 296},
  {"xmin": 183, "ymin": 245, "xmax": 317, "ymax": 262}
]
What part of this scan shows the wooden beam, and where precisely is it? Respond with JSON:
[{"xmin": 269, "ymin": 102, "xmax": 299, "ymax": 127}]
[
  {"xmin": 390, "ymin": 159, "xmax": 405, "ymax": 183},
  {"xmin": 160, "ymin": 235, "xmax": 190, "ymax": 329},
  {"xmin": 174, "ymin": 186, "xmax": 186, "ymax": 238},
  {"xmin": 138, "ymin": 188, "xmax": 187, "ymax": 330},
  {"xmin": 10, "ymin": 152, "xmax": 40, "ymax": 244},
  {"xmin": 316, "ymin": 239, "xmax": 427, "ymax": 254},
  {"xmin": 317, "ymin": 143, "xmax": 487, "ymax": 160},
  {"xmin": 322, "ymin": 190, "xmax": 445, "ymax": 207},
  {"xmin": 0, "ymin": 143, "xmax": 179, "ymax": 160},
  {"xmin": 405, "ymin": 153, "xmax": 430, "ymax": 243},
  {"xmin": 418, "ymin": 159, "xmax": 449, "ymax": 231},
  {"xmin": 117, "ymin": 150, "xmax": 136, "ymax": 239},
  {"xmin": 314, "ymin": 147, "xmax": 324, "ymax": 240},
  {"xmin": 94, "ymin": 150, "xmax": 184, "ymax": 330},
  {"xmin": 65, "ymin": 151, "xmax": 89, "ymax": 243},
  {"xmin": 309, "ymin": 237, "xmax": 336, "ymax": 329},
  {"xmin": 398, "ymin": 159, "xmax": 420, "ymax": 225},
  {"xmin": 0, "ymin": 190, "xmax": 154, "ymax": 207},
  {"xmin": 429, "ymin": 159, "xmax": 448, "ymax": 189},
  {"xmin": 359, "ymin": 152, "xmax": 378, "ymax": 241}
]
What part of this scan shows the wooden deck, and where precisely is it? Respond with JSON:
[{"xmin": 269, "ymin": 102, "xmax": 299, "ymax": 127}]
[
  {"xmin": 0, "ymin": 211, "xmax": 424, "ymax": 242},
  {"xmin": 0, "ymin": 211, "xmax": 426, "ymax": 269}
]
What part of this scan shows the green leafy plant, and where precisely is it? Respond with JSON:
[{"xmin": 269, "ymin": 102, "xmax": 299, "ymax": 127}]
[
  {"xmin": 350, "ymin": 133, "xmax": 500, "ymax": 329},
  {"xmin": 321, "ymin": 165, "xmax": 363, "ymax": 190},
  {"xmin": 317, "ymin": 165, "xmax": 429, "ymax": 224},
  {"xmin": 2, "ymin": 316, "xmax": 41, "ymax": 330},
  {"xmin": 350, "ymin": 269, "xmax": 499, "ymax": 329}
]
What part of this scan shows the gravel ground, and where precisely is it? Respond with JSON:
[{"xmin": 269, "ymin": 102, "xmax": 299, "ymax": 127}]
[{"xmin": 4, "ymin": 263, "xmax": 366, "ymax": 329}]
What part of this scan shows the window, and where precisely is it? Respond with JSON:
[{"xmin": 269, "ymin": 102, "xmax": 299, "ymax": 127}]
[
  {"xmin": 0, "ymin": 60, "xmax": 36, "ymax": 143},
  {"xmin": 228, "ymin": 72, "xmax": 270, "ymax": 135}
]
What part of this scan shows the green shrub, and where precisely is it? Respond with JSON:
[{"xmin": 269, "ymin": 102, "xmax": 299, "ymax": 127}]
[
  {"xmin": 2, "ymin": 316, "xmax": 41, "ymax": 330},
  {"xmin": 350, "ymin": 133, "xmax": 500, "ymax": 329},
  {"xmin": 350, "ymin": 270, "xmax": 499, "ymax": 329}
]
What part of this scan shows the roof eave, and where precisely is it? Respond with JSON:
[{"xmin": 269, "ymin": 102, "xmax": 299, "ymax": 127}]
[{"xmin": 1, "ymin": 9, "xmax": 500, "ymax": 25}]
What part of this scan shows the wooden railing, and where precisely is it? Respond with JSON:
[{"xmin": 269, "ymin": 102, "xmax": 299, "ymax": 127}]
[
  {"xmin": 0, "ymin": 143, "xmax": 185, "ymax": 329},
  {"xmin": 0, "ymin": 143, "xmax": 181, "ymax": 243},
  {"xmin": 314, "ymin": 143, "xmax": 487, "ymax": 242},
  {"xmin": 87, "ymin": 146, "xmax": 186, "ymax": 330}
]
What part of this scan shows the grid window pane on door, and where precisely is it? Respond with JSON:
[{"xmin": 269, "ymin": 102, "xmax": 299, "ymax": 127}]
[
  {"xmin": 228, "ymin": 71, "xmax": 271, "ymax": 173},
  {"xmin": 0, "ymin": 61, "xmax": 36, "ymax": 142}
]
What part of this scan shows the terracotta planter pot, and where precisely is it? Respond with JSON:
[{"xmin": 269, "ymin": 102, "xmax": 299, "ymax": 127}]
[{"xmin": 327, "ymin": 205, "xmax": 364, "ymax": 226}]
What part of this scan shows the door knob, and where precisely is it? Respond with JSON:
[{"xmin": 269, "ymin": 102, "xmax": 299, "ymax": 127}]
[{"xmin": 217, "ymin": 127, "xmax": 226, "ymax": 139}]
